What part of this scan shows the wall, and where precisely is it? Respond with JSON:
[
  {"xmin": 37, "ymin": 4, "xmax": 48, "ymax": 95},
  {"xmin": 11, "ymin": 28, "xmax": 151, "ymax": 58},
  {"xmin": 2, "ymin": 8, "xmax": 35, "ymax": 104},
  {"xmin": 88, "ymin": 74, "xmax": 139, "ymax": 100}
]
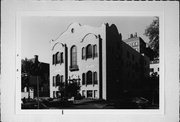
[{"xmin": 50, "ymin": 23, "xmax": 106, "ymax": 99}]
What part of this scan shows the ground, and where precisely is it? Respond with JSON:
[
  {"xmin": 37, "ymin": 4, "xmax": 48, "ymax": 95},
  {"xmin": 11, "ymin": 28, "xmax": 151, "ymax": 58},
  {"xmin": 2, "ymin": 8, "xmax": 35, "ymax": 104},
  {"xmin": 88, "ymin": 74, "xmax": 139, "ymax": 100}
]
[{"xmin": 21, "ymin": 97, "xmax": 159, "ymax": 109}]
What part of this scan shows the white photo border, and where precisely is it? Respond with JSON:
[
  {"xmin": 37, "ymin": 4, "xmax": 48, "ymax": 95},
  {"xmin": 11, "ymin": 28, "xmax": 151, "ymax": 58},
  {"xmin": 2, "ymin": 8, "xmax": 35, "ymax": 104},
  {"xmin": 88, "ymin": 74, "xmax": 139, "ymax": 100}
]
[
  {"xmin": 16, "ymin": 11, "xmax": 164, "ymax": 115},
  {"xmin": 2, "ymin": 1, "xmax": 179, "ymax": 122}
]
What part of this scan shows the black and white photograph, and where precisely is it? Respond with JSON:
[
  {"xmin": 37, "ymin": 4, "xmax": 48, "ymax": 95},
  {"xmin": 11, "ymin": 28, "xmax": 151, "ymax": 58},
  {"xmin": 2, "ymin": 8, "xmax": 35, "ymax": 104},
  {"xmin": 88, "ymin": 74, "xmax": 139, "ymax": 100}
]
[
  {"xmin": 20, "ymin": 16, "xmax": 160, "ymax": 109},
  {"xmin": 1, "ymin": 1, "xmax": 179, "ymax": 122}
]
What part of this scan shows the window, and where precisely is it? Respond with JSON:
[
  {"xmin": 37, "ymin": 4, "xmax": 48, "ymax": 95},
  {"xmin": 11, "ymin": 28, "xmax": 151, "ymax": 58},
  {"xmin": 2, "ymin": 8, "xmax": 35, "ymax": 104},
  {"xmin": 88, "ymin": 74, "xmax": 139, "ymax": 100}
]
[
  {"xmin": 70, "ymin": 45, "xmax": 79, "ymax": 71},
  {"xmin": 53, "ymin": 76, "xmax": 56, "ymax": 86},
  {"xmin": 86, "ymin": 71, "xmax": 92, "ymax": 85},
  {"xmin": 71, "ymin": 45, "xmax": 77, "ymax": 66},
  {"xmin": 82, "ymin": 47, "xmax": 86, "ymax": 59},
  {"xmin": 56, "ymin": 75, "xmax": 60, "ymax": 86},
  {"xmin": 56, "ymin": 52, "xmax": 60, "ymax": 64},
  {"xmin": 94, "ymin": 90, "xmax": 98, "ymax": 98},
  {"xmin": 52, "ymin": 77, "xmax": 54, "ymax": 86},
  {"xmin": 71, "ymin": 28, "xmax": 74, "ymax": 33},
  {"xmin": 86, "ymin": 44, "xmax": 92, "ymax": 59},
  {"xmin": 52, "ymin": 55, "xmax": 55, "ymax": 65},
  {"xmin": 87, "ymin": 90, "xmax": 93, "ymax": 98},
  {"xmin": 60, "ymin": 52, "xmax": 64, "ymax": 63},
  {"xmin": 93, "ymin": 72, "xmax": 98, "ymax": 84},
  {"xmin": 82, "ymin": 73, "xmax": 86, "ymax": 85},
  {"xmin": 93, "ymin": 45, "xmax": 98, "ymax": 58},
  {"xmin": 60, "ymin": 75, "xmax": 63, "ymax": 83},
  {"xmin": 158, "ymin": 68, "xmax": 159, "ymax": 71}
]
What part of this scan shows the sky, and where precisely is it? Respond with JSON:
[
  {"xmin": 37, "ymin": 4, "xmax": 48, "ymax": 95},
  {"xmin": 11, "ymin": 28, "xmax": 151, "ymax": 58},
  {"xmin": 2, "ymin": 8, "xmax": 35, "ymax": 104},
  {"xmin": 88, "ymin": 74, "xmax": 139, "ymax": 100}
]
[{"xmin": 21, "ymin": 16, "xmax": 155, "ymax": 63}]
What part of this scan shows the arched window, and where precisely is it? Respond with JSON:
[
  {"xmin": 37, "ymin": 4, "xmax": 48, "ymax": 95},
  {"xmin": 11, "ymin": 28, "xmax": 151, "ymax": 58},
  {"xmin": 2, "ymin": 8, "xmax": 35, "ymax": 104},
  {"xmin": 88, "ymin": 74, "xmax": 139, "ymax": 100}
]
[
  {"xmin": 93, "ymin": 72, "xmax": 98, "ymax": 84},
  {"xmin": 70, "ymin": 45, "xmax": 79, "ymax": 71},
  {"xmin": 57, "ymin": 52, "xmax": 60, "ymax": 64},
  {"xmin": 71, "ymin": 45, "xmax": 77, "ymax": 66},
  {"xmin": 82, "ymin": 73, "xmax": 85, "ymax": 85},
  {"xmin": 93, "ymin": 45, "xmax": 98, "ymax": 57},
  {"xmin": 86, "ymin": 71, "xmax": 92, "ymax": 85},
  {"xmin": 86, "ymin": 44, "xmax": 92, "ymax": 59},
  {"xmin": 82, "ymin": 47, "xmax": 86, "ymax": 59}
]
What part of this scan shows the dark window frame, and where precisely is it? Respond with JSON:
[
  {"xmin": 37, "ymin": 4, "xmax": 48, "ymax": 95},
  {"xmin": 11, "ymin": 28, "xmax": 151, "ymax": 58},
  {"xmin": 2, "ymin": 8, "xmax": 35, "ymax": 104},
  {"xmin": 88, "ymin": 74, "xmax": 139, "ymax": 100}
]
[
  {"xmin": 70, "ymin": 45, "xmax": 79, "ymax": 71},
  {"xmin": 93, "ymin": 45, "xmax": 98, "ymax": 58},
  {"xmin": 56, "ymin": 74, "xmax": 60, "ymax": 86},
  {"xmin": 86, "ymin": 44, "xmax": 93, "ymax": 59},
  {"xmin": 86, "ymin": 71, "xmax": 92, "ymax": 85},
  {"xmin": 57, "ymin": 52, "xmax": 61, "ymax": 64},
  {"xmin": 93, "ymin": 72, "xmax": 98, "ymax": 85},
  {"xmin": 82, "ymin": 47, "xmax": 86, "ymax": 59},
  {"xmin": 82, "ymin": 73, "xmax": 86, "ymax": 85},
  {"xmin": 60, "ymin": 52, "xmax": 64, "ymax": 63}
]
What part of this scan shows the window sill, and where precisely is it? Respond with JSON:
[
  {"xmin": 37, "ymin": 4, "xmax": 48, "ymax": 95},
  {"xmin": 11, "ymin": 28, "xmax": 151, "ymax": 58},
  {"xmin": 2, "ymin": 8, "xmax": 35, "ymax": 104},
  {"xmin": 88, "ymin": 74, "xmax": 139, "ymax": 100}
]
[{"xmin": 69, "ymin": 65, "xmax": 79, "ymax": 71}]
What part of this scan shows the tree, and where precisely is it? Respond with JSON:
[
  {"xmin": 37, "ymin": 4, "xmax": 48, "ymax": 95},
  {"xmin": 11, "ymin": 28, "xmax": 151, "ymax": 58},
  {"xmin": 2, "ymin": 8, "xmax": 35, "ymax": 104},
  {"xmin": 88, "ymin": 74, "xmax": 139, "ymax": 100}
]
[
  {"xmin": 21, "ymin": 58, "xmax": 33, "ymax": 91},
  {"xmin": 58, "ymin": 81, "xmax": 81, "ymax": 99},
  {"xmin": 21, "ymin": 58, "xmax": 42, "ymax": 91},
  {"xmin": 144, "ymin": 17, "xmax": 159, "ymax": 58},
  {"xmin": 66, "ymin": 82, "xmax": 80, "ymax": 99},
  {"xmin": 21, "ymin": 58, "xmax": 33, "ymax": 74}
]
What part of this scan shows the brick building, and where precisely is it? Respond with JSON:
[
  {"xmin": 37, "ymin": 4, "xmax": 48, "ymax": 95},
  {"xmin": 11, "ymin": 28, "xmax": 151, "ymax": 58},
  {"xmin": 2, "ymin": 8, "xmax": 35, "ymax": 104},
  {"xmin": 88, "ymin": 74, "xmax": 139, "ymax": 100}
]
[{"xmin": 21, "ymin": 55, "xmax": 50, "ymax": 98}]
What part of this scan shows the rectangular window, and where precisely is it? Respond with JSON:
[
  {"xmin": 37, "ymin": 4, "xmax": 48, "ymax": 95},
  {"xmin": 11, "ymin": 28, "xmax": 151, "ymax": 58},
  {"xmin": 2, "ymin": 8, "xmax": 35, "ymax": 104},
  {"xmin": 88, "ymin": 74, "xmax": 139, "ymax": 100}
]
[
  {"xmin": 82, "ymin": 47, "xmax": 86, "ymax": 59},
  {"xmin": 60, "ymin": 52, "xmax": 64, "ymax": 63},
  {"xmin": 93, "ymin": 72, "xmax": 98, "ymax": 85},
  {"xmin": 87, "ymin": 90, "xmax": 93, "ymax": 98},
  {"xmin": 52, "ymin": 55, "xmax": 55, "ymax": 64},
  {"xmin": 93, "ymin": 45, "xmax": 98, "ymax": 58},
  {"xmin": 53, "ymin": 76, "xmax": 55, "ymax": 86},
  {"xmin": 94, "ymin": 90, "xmax": 98, "ymax": 98},
  {"xmin": 54, "ymin": 53, "xmax": 57, "ymax": 64},
  {"xmin": 82, "ymin": 73, "xmax": 85, "ymax": 85},
  {"xmin": 54, "ymin": 76, "xmax": 56, "ymax": 87},
  {"xmin": 158, "ymin": 68, "xmax": 159, "ymax": 71},
  {"xmin": 60, "ymin": 75, "xmax": 63, "ymax": 83},
  {"xmin": 57, "ymin": 52, "xmax": 61, "ymax": 64}
]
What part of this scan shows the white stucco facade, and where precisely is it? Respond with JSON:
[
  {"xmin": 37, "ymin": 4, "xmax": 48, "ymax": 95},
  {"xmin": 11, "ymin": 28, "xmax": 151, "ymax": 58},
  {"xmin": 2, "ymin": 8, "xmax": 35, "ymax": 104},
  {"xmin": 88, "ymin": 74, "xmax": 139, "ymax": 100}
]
[{"xmin": 50, "ymin": 23, "xmax": 106, "ymax": 99}]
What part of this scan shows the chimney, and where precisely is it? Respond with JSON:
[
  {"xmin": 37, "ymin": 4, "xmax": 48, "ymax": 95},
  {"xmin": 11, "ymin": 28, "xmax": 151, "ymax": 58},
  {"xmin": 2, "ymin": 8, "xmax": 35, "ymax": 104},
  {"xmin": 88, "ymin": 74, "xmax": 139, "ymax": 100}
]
[
  {"xmin": 134, "ymin": 32, "xmax": 137, "ymax": 37},
  {"xmin": 34, "ymin": 55, "xmax": 39, "ymax": 63},
  {"xmin": 130, "ymin": 34, "xmax": 133, "ymax": 38}
]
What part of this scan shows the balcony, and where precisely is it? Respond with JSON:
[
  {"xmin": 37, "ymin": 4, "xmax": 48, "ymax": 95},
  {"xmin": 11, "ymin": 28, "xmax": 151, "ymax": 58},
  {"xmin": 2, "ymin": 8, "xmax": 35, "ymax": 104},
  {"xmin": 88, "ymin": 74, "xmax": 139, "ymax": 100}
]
[{"xmin": 69, "ymin": 65, "xmax": 79, "ymax": 71}]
